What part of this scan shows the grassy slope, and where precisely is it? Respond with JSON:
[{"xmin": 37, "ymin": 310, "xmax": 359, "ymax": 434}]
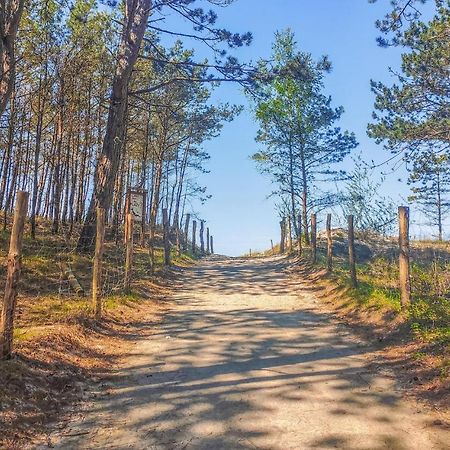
[
  {"xmin": 0, "ymin": 221, "xmax": 197, "ymax": 448},
  {"xmin": 283, "ymin": 232, "xmax": 449, "ymax": 406}
]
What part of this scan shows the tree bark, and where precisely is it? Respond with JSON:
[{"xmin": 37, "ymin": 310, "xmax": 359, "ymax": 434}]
[
  {"xmin": 0, "ymin": 0, "xmax": 25, "ymax": 117},
  {"xmin": 310, "ymin": 213, "xmax": 317, "ymax": 264},
  {"xmin": 0, "ymin": 191, "xmax": 28, "ymax": 360},
  {"xmin": 78, "ymin": 0, "xmax": 152, "ymax": 250},
  {"xmin": 326, "ymin": 213, "xmax": 332, "ymax": 272},
  {"xmin": 92, "ymin": 208, "xmax": 105, "ymax": 319}
]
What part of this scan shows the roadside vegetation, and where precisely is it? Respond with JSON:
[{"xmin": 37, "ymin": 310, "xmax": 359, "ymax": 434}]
[
  {"xmin": 286, "ymin": 231, "xmax": 450, "ymax": 399},
  {"xmin": 0, "ymin": 217, "xmax": 197, "ymax": 448}
]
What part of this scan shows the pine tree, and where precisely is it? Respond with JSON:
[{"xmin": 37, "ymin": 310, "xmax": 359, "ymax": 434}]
[
  {"xmin": 368, "ymin": 1, "xmax": 449, "ymax": 157},
  {"xmin": 408, "ymin": 151, "xmax": 450, "ymax": 240},
  {"xmin": 248, "ymin": 30, "xmax": 357, "ymax": 241}
]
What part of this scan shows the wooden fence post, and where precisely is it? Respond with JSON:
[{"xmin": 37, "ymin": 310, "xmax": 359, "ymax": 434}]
[
  {"xmin": 93, "ymin": 207, "xmax": 105, "ymax": 319},
  {"xmin": 326, "ymin": 213, "xmax": 332, "ymax": 272},
  {"xmin": 200, "ymin": 221, "xmax": 205, "ymax": 254},
  {"xmin": 0, "ymin": 191, "xmax": 29, "ymax": 360},
  {"xmin": 279, "ymin": 219, "xmax": 285, "ymax": 254},
  {"xmin": 210, "ymin": 235, "xmax": 214, "ymax": 254},
  {"xmin": 311, "ymin": 213, "xmax": 317, "ymax": 264},
  {"xmin": 183, "ymin": 213, "xmax": 191, "ymax": 251},
  {"xmin": 271, "ymin": 239, "xmax": 274, "ymax": 253},
  {"xmin": 348, "ymin": 214, "xmax": 357, "ymax": 287},
  {"xmin": 124, "ymin": 213, "xmax": 134, "ymax": 291},
  {"xmin": 398, "ymin": 206, "xmax": 411, "ymax": 307},
  {"xmin": 206, "ymin": 227, "xmax": 210, "ymax": 254},
  {"xmin": 297, "ymin": 213, "xmax": 302, "ymax": 257},
  {"xmin": 192, "ymin": 220, "xmax": 197, "ymax": 255},
  {"xmin": 163, "ymin": 208, "xmax": 170, "ymax": 266}
]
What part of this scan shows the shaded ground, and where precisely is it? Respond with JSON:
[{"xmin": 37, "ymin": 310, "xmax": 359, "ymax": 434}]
[
  {"xmin": 43, "ymin": 256, "xmax": 449, "ymax": 449},
  {"xmin": 0, "ymin": 277, "xmax": 171, "ymax": 449}
]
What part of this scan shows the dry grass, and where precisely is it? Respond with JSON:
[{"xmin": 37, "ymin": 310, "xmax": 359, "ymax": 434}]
[
  {"xmin": 287, "ymin": 232, "xmax": 449, "ymax": 409},
  {"xmin": 0, "ymin": 218, "xmax": 194, "ymax": 449}
]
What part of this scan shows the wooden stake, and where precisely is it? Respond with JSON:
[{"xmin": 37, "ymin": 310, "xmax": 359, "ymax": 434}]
[
  {"xmin": 311, "ymin": 213, "xmax": 317, "ymax": 264},
  {"xmin": 0, "ymin": 191, "xmax": 29, "ymax": 360},
  {"xmin": 206, "ymin": 227, "xmax": 210, "ymax": 254},
  {"xmin": 93, "ymin": 207, "xmax": 105, "ymax": 318},
  {"xmin": 163, "ymin": 208, "xmax": 170, "ymax": 266},
  {"xmin": 192, "ymin": 220, "xmax": 197, "ymax": 255},
  {"xmin": 279, "ymin": 219, "xmax": 285, "ymax": 254},
  {"xmin": 124, "ymin": 212, "xmax": 134, "ymax": 291},
  {"xmin": 271, "ymin": 239, "xmax": 274, "ymax": 253},
  {"xmin": 348, "ymin": 215, "xmax": 357, "ymax": 287},
  {"xmin": 326, "ymin": 213, "xmax": 332, "ymax": 272},
  {"xmin": 210, "ymin": 235, "xmax": 214, "ymax": 254},
  {"xmin": 183, "ymin": 213, "xmax": 191, "ymax": 251},
  {"xmin": 200, "ymin": 220, "xmax": 205, "ymax": 254},
  {"xmin": 399, "ymin": 206, "xmax": 411, "ymax": 307}
]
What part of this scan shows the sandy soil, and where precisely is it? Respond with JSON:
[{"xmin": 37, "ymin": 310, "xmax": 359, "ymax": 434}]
[{"xmin": 41, "ymin": 256, "xmax": 449, "ymax": 449}]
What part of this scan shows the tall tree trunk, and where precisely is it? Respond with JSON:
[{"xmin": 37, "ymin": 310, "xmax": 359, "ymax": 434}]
[
  {"xmin": 0, "ymin": 89, "xmax": 15, "ymax": 209},
  {"xmin": 52, "ymin": 103, "xmax": 64, "ymax": 234},
  {"xmin": 30, "ymin": 81, "xmax": 45, "ymax": 238},
  {"xmin": 0, "ymin": 0, "xmax": 25, "ymax": 117},
  {"xmin": 288, "ymin": 141, "xmax": 298, "ymax": 237},
  {"xmin": 299, "ymin": 144, "xmax": 310, "ymax": 245},
  {"xmin": 78, "ymin": 0, "xmax": 152, "ymax": 250},
  {"xmin": 437, "ymin": 172, "xmax": 443, "ymax": 241}
]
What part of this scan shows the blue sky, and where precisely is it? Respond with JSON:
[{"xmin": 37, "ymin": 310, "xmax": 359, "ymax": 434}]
[{"xmin": 160, "ymin": 0, "xmax": 436, "ymax": 256}]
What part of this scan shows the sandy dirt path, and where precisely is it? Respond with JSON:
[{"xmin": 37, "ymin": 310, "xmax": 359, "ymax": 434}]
[{"xmin": 45, "ymin": 257, "xmax": 448, "ymax": 449}]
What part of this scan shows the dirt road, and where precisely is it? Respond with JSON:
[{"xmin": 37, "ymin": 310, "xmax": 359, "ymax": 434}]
[{"xmin": 47, "ymin": 257, "xmax": 448, "ymax": 449}]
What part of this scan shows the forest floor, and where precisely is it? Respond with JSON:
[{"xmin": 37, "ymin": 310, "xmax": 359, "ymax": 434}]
[{"xmin": 30, "ymin": 256, "xmax": 449, "ymax": 450}]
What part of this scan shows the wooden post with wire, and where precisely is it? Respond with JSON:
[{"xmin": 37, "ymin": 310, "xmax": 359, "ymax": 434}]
[
  {"xmin": 398, "ymin": 206, "xmax": 411, "ymax": 307},
  {"xmin": 348, "ymin": 214, "xmax": 357, "ymax": 287},
  {"xmin": 0, "ymin": 191, "xmax": 29, "ymax": 360},
  {"xmin": 163, "ymin": 208, "xmax": 170, "ymax": 266},
  {"xmin": 93, "ymin": 207, "xmax": 105, "ymax": 319},
  {"xmin": 311, "ymin": 213, "xmax": 317, "ymax": 264},
  {"xmin": 124, "ymin": 212, "xmax": 134, "ymax": 292},
  {"xmin": 326, "ymin": 213, "xmax": 332, "ymax": 272}
]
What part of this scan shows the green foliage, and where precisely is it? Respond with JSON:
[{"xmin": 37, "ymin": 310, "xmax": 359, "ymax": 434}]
[
  {"xmin": 341, "ymin": 154, "xmax": 396, "ymax": 235},
  {"xmin": 407, "ymin": 152, "xmax": 450, "ymax": 239},
  {"xmin": 316, "ymin": 242, "xmax": 450, "ymax": 346},
  {"xmin": 368, "ymin": 2, "xmax": 450, "ymax": 156},
  {"xmin": 248, "ymin": 29, "xmax": 357, "ymax": 230}
]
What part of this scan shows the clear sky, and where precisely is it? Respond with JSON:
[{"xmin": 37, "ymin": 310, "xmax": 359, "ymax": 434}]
[{"xmin": 161, "ymin": 0, "xmax": 436, "ymax": 256}]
